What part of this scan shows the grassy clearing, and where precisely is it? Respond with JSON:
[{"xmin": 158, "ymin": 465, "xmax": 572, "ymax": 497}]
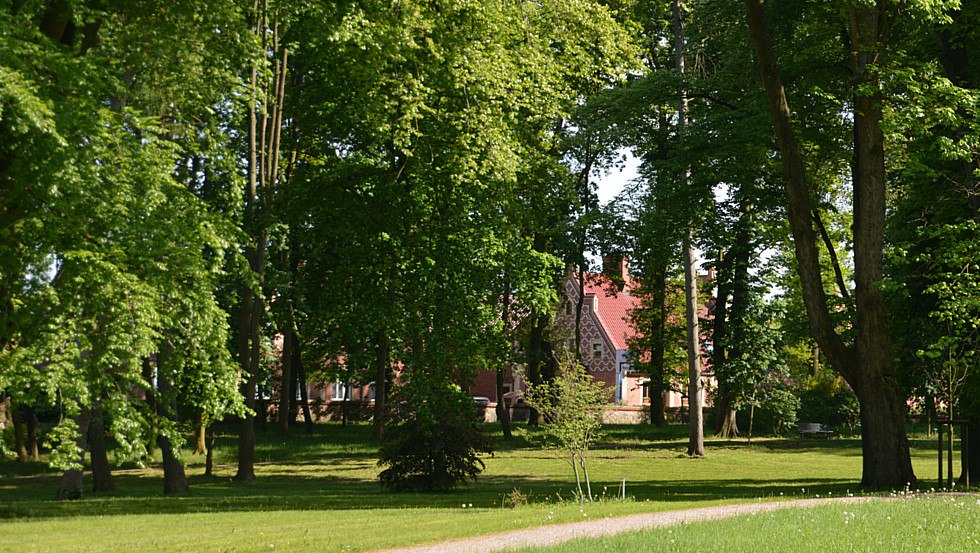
[
  {"xmin": 0, "ymin": 423, "xmax": 961, "ymax": 552},
  {"xmin": 519, "ymin": 494, "xmax": 980, "ymax": 552}
]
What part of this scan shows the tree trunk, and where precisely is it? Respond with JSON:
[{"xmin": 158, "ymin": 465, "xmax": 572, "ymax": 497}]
[
  {"xmin": 372, "ymin": 332, "xmax": 390, "ymax": 440},
  {"xmin": 193, "ymin": 411, "xmax": 207, "ymax": 456},
  {"xmin": 205, "ymin": 424, "xmax": 216, "ymax": 477},
  {"xmin": 648, "ymin": 265, "xmax": 669, "ymax": 427},
  {"xmin": 25, "ymin": 406, "xmax": 39, "ymax": 461},
  {"xmin": 716, "ymin": 397, "xmax": 739, "ymax": 440},
  {"xmin": 674, "ymin": 0, "xmax": 704, "ymax": 457},
  {"xmin": 0, "ymin": 395, "xmax": 9, "ymax": 433},
  {"xmin": 848, "ymin": 5, "xmax": 916, "ymax": 490},
  {"xmin": 495, "ymin": 363, "xmax": 513, "ymax": 438},
  {"xmin": 142, "ymin": 358, "xmax": 157, "ymax": 457},
  {"xmin": 650, "ymin": 390, "xmax": 666, "ymax": 427},
  {"xmin": 157, "ymin": 352, "xmax": 191, "ymax": 494},
  {"xmin": 278, "ymin": 325, "xmax": 293, "ymax": 437},
  {"xmin": 811, "ymin": 344, "xmax": 820, "ymax": 376},
  {"xmin": 497, "ymin": 278, "xmax": 514, "ymax": 439},
  {"xmin": 717, "ymin": 211, "xmax": 751, "ymax": 440},
  {"xmin": 234, "ymin": 293, "xmax": 258, "ymax": 482},
  {"xmin": 341, "ymin": 380, "xmax": 349, "ymax": 428},
  {"xmin": 937, "ymin": 8, "xmax": 980, "ymax": 220},
  {"xmin": 712, "ymin": 250, "xmax": 732, "ymax": 436},
  {"xmin": 959, "ymin": 416, "xmax": 979, "ymax": 486},
  {"xmin": 288, "ymin": 347, "xmax": 299, "ymax": 425},
  {"xmin": 744, "ymin": 0, "xmax": 916, "ymax": 488},
  {"xmin": 683, "ymin": 233, "xmax": 704, "ymax": 456},
  {"xmin": 88, "ymin": 403, "xmax": 115, "ymax": 492},
  {"xmin": 159, "ymin": 434, "xmax": 190, "ymax": 495},
  {"xmin": 13, "ymin": 403, "xmax": 27, "ymax": 462},
  {"xmin": 526, "ymin": 308, "xmax": 548, "ymax": 427},
  {"xmin": 296, "ymin": 342, "xmax": 315, "ymax": 433},
  {"xmin": 56, "ymin": 409, "xmax": 92, "ymax": 500}
]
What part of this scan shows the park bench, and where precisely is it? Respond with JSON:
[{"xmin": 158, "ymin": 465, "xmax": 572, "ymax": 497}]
[{"xmin": 798, "ymin": 422, "xmax": 836, "ymax": 439}]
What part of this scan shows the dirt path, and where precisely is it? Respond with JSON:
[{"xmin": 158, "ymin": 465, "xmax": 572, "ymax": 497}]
[{"xmin": 378, "ymin": 496, "xmax": 877, "ymax": 553}]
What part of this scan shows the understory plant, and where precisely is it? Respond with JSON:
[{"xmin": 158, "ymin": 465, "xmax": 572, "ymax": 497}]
[
  {"xmin": 378, "ymin": 379, "xmax": 493, "ymax": 492},
  {"xmin": 523, "ymin": 357, "xmax": 608, "ymax": 502}
]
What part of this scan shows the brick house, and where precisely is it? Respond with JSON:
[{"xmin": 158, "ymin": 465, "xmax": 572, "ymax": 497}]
[{"xmin": 469, "ymin": 257, "xmax": 704, "ymax": 422}]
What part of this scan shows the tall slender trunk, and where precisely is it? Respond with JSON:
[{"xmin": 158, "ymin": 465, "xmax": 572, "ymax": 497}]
[
  {"xmin": 496, "ymin": 278, "xmax": 513, "ymax": 439},
  {"xmin": 295, "ymin": 340, "xmax": 314, "ymax": 433},
  {"xmin": 205, "ymin": 425, "xmax": 216, "ymax": 477},
  {"xmin": 142, "ymin": 358, "xmax": 157, "ymax": 457},
  {"xmin": 372, "ymin": 332, "xmax": 390, "ymax": 440},
  {"xmin": 718, "ymin": 209, "xmax": 752, "ymax": 439},
  {"xmin": 278, "ymin": 324, "xmax": 294, "ymax": 437},
  {"xmin": 744, "ymin": 0, "xmax": 916, "ymax": 488},
  {"xmin": 648, "ymin": 265, "xmax": 669, "ymax": 427},
  {"xmin": 674, "ymin": 0, "xmax": 704, "ymax": 457},
  {"xmin": 235, "ymin": 292, "xmax": 258, "ymax": 482},
  {"xmin": 712, "ymin": 251, "xmax": 733, "ymax": 436},
  {"xmin": 89, "ymin": 402, "xmax": 114, "ymax": 492},
  {"xmin": 683, "ymin": 234, "xmax": 704, "ymax": 456},
  {"xmin": 237, "ymin": 2, "xmax": 289, "ymax": 480},
  {"xmin": 56, "ymin": 408, "xmax": 92, "ymax": 500}
]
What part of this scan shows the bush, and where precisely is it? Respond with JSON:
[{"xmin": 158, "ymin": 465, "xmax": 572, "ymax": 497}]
[
  {"xmin": 378, "ymin": 380, "xmax": 493, "ymax": 492},
  {"xmin": 761, "ymin": 388, "xmax": 801, "ymax": 435},
  {"xmin": 797, "ymin": 379, "xmax": 860, "ymax": 430}
]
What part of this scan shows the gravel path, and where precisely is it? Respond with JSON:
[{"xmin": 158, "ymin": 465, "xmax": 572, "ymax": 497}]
[{"xmin": 378, "ymin": 496, "xmax": 877, "ymax": 553}]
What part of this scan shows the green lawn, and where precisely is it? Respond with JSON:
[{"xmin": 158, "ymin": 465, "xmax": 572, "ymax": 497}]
[
  {"xmin": 519, "ymin": 494, "xmax": 980, "ymax": 552},
  {"xmin": 0, "ymin": 423, "xmax": 960, "ymax": 552}
]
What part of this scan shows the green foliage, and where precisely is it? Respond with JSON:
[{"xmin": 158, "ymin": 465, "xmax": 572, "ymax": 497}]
[
  {"xmin": 796, "ymin": 379, "xmax": 860, "ymax": 431},
  {"xmin": 0, "ymin": 0, "xmax": 249, "ymax": 471},
  {"xmin": 378, "ymin": 381, "xmax": 493, "ymax": 492}
]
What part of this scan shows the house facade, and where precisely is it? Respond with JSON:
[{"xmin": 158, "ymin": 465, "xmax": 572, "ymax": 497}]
[{"xmin": 469, "ymin": 257, "xmax": 696, "ymax": 422}]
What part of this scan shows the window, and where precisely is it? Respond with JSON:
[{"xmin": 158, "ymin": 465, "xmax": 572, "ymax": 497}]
[
  {"xmin": 367, "ymin": 382, "xmax": 376, "ymax": 402},
  {"xmin": 565, "ymin": 301, "xmax": 573, "ymax": 315},
  {"xmin": 331, "ymin": 381, "xmax": 348, "ymax": 401},
  {"xmin": 593, "ymin": 342, "xmax": 603, "ymax": 358}
]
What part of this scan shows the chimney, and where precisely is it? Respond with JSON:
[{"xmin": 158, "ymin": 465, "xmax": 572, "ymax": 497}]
[{"xmin": 601, "ymin": 254, "xmax": 630, "ymax": 288}]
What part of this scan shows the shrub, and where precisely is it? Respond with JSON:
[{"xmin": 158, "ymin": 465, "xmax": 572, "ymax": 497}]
[
  {"xmin": 797, "ymin": 379, "xmax": 860, "ymax": 430},
  {"xmin": 378, "ymin": 380, "xmax": 493, "ymax": 492}
]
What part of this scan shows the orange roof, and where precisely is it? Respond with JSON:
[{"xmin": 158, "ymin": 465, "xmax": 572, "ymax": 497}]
[{"xmin": 582, "ymin": 274, "xmax": 637, "ymax": 351}]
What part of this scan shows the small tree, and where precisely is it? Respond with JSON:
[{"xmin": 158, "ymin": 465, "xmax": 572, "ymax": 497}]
[
  {"xmin": 916, "ymin": 223, "xmax": 980, "ymax": 422},
  {"xmin": 523, "ymin": 358, "xmax": 608, "ymax": 502},
  {"xmin": 378, "ymin": 379, "xmax": 493, "ymax": 492}
]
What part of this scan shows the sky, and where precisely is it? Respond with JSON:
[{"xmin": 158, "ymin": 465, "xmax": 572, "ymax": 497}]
[{"xmin": 595, "ymin": 149, "xmax": 641, "ymax": 206}]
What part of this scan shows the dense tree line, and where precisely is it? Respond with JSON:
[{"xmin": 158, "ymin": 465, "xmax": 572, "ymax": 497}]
[{"xmin": 1, "ymin": 0, "xmax": 978, "ymax": 494}]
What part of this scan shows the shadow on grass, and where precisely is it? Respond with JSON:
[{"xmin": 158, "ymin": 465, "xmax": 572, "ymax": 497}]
[{"xmin": 0, "ymin": 422, "xmax": 899, "ymax": 521}]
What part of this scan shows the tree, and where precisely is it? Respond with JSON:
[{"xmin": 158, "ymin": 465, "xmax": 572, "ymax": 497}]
[
  {"xmin": 744, "ymin": 0, "xmax": 917, "ymax": 488},
  {"xmin": 524, "ymin": 358, "xmax": 608, "ymax": 502},
  {"xmin": 378, "ymin": 380, "xmax": 493, "ymax": 492},
  {"xmin": 0, "ymin": 0, "xmax": 249, "ymax": 497}
]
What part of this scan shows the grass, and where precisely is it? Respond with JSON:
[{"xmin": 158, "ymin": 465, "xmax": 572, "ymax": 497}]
[
  {"xmin": 0, "ymin": 422, "xmax": 966, "ymax": 552},
  {"xmin": 518, "ymin": 494, "xmax": 980, "ymax": 552}
]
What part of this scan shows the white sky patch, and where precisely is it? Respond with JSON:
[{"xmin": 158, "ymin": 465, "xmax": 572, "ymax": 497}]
[{"xmin": 595, "ymin": 149, "xmax": 641, "ymax": 206}]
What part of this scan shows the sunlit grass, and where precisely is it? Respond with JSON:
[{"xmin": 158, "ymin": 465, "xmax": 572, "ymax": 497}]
[
  {"xmin": 519, "ymin": 494, "xmax": 980, "ymax": 552},
  {"xmin": 0, "ymin": 422, "xmax": 963, "ymax": 551}
]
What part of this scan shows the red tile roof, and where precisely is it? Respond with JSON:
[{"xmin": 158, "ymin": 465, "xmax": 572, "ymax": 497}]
[{"xmin": 582, "ymin": 274, "xmax": 637, "ymax": 351}]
